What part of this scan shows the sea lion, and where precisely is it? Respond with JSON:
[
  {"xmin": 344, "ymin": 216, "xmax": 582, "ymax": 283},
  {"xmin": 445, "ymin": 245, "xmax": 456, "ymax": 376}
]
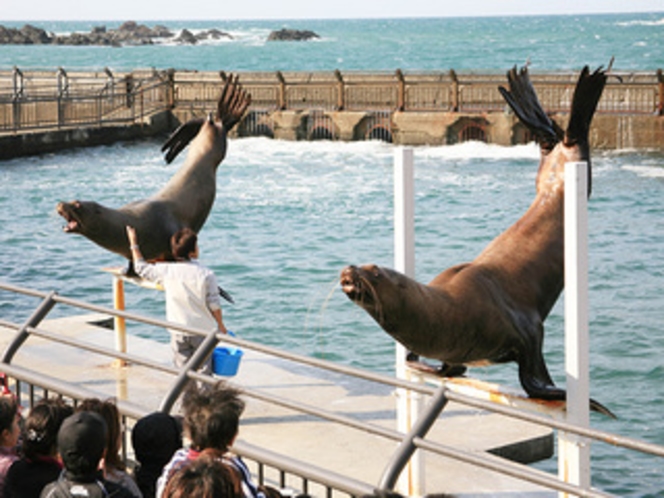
[
  {"xmin": 56, "ymin": 75, "xmax": 251, "ymax": 262},
  {"xmin": 341, "ymin": 63, "xmax": 616, "ymax": 417}
]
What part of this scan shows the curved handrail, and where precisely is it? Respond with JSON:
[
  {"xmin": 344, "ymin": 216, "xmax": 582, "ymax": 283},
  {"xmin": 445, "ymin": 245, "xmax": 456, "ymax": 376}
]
[{"xmin": 1, "ymin": 280, "xmax": 663, "ymax": 497}]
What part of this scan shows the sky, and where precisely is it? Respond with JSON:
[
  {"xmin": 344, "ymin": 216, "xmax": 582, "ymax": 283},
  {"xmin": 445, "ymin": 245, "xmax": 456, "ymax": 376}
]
[{"xmin": 0, "ymin": 0, "xmax": 662, "ymax": 21}]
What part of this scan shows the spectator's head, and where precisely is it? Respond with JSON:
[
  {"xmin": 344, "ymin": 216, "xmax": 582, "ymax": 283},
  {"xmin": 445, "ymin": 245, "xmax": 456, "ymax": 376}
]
[
  {"xmin": 132, "ymin": 411, "xmax": 183, "ymax": 498},
  {"xmin": 183, "ymin": 381, "xmax": 244, "ymax": 452},
  {"xmin": 162, "ymin": 452, "xmax": 241, "ymax": 498},
  {"xmin": 0, "ymin": 395, "xmax": 20, "ymax": 449},
  {"xmin": 171, "ymin": 228, "xmax": 198, "ymax": 260},
  {"xmin": 132, "ymin": 411, "xmax": 182, "ymax": 467},
  {"xmin": 76, "ymin": 397, "xmax": 124, "ymax": 471},
  {"xmin": 58, "ymin": 411, "xmax": 108, "ymax": 478},
  {"xmin": 24, "ymin": 397, "xmax": 73, "ymax": 459}
]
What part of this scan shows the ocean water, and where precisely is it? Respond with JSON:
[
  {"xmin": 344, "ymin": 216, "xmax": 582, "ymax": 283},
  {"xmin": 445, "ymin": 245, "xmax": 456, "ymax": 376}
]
[
  {"xmin": 1, "ymin": 12, "xmax": 663, "ymax": 497},
  {"xmin": 0, "ymin": 13, "xmax": 663, "ymax": 71}
]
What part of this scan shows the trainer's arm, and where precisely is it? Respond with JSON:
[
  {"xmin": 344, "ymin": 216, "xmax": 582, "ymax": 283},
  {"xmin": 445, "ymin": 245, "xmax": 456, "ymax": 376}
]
[{"xmin": 126, "ymin": 226, "xmax": 144, "ymax": 262}]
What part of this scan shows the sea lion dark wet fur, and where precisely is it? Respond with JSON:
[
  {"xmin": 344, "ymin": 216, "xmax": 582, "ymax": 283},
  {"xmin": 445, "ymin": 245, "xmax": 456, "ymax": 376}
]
[
  {"xmin": 57, "ymin": 75, "xmax": 250, "ymax": 262},
  {"xmin": 341, "ymin": 63, "xmax": 616, "ymax": 418}
]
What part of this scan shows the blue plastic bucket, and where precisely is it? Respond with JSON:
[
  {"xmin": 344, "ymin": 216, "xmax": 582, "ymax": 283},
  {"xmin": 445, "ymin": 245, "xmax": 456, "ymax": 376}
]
[{"xmin": 212, "ymin": 347, "xmax": 243, "ymax": 376}]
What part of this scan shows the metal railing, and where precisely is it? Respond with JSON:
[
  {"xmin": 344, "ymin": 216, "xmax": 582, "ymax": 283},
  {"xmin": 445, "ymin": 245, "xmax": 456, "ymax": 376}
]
[
  {"xmin": 1, "ymin": 280, "xmax": 664, "ymax": 497},
  {"xmin": 1, "ymin": 67, "xmax": 662, "ymax": 138},
  {"xmin": 0, "ymin": 67, "xmax": 173, "ymax": 133}
]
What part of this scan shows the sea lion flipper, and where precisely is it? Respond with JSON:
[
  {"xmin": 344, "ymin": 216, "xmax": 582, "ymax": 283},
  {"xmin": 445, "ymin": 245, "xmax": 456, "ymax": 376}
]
[
  {"xmin": 161, "ymin": 118, "xmax": 205, "ymax": 164},
  {"xmin": 499, "ymin": 65, "xmax": 561, "ymax": 151},
  {"xmin": 217, "ymin": 74, "xmax": 251, "ymax": 132},
  {"xmin": 564, "ymin": 64, "xmax": 609, "ymax": 148}
]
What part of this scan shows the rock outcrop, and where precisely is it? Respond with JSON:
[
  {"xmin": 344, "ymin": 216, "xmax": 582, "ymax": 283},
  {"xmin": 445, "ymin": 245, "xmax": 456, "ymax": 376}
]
[
  {"xmin": 267, "ymin": 28, "xmax": 320, "ymax": 41},
  {"xmin": 0, "ymin": 22, "xmax": 232, "ymax": 46}
]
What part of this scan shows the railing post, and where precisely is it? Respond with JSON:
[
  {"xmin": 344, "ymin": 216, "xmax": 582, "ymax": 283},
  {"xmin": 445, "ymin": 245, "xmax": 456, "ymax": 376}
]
[
  {"xmin": 276, "ymin": 71, "xmax": 286, "ymax": 110},
  {"xmin": 656, "ymin": 69, "xmax": 663, "ymax": 116},
  {"xmin": 2, "ymin": 291, "xmax": 58, "ymax": 364},
  {"xmin": 393, "ymin": 147, "xmax": 425, "ymax": 495},
  {"xmin": 559, "ymin": 161, "xmax": 591, "ymax": 496},
  {"xmin": 167, "ymin": 68, "xmax": 175, "ymax": 109},
  {"xmin": 396, "ymin": 69, "xmax": 405, "ymax": 112},
  {"xmin": 57, "ymin": 67, "xmax": 67, "ymax": 128},
  {"xmin": 449, "ymin": 69, "xmax": 459, "ymax": 112},
  {"xmin": 334, "ymin": 69, "xmax": 344, "ymax": 111},
  {"xmin": 12, "ymin": 66, "xmax": 23, "ymax": 131}
]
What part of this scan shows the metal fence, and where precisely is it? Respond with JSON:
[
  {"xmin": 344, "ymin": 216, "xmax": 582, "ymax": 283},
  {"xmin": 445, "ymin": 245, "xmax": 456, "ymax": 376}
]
[
  {"xmin": 1, "ymin": 280, "xmax": 664, "ymax": 497},
  {"xmin": 1, "ymin": 67, "xmax": 662, "ymax": 136},
  {"xmin": 0, "ymin": 67, "xmax": 173, "ymax": 133}
]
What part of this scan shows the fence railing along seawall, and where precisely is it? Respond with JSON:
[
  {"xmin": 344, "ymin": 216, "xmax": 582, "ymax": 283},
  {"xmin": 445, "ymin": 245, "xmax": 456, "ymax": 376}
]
[{"xmin": 1, "ymin": 67, "xmax": 663, "ymax": 154}]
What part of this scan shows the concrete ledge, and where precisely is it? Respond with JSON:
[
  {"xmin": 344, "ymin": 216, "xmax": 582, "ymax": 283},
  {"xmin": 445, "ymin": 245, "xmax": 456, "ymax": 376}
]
[{"xmin": 0, "ymin": 111, "xmax": 173, "ymax": 160}]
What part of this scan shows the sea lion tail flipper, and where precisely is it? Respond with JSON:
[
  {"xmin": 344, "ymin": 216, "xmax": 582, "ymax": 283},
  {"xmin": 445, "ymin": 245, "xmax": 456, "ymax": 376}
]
[
  {"xmin": 519, "ymin": 359, "xmax": 617, "ymax": 419},
  {"xmin": 498, "ymin": 65, "xmax": 561, "ymax": 150},
  {"xmin": 161, "ymin": 118, "xmax": 205, "ymax": 164},
  {"xmin": 217, "ymin": 74, "xmax": 252, "ymax": 132},
  {"xmin": 218, "ymin": 286, "xmax": 235, "ymax": 304},
  {"xmin": 590, "ymin": 397, "xmax": 617, "ymax": 419},
  {"xmin": 564, "ymin": 62, "xmax": 611, "ymax": 148}
]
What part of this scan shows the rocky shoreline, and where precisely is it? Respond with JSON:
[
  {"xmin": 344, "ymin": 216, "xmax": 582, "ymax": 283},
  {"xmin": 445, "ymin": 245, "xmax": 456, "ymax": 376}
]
[{"xmin": 0, "ymin": 22, "xmax": 320, "ymax": 46}]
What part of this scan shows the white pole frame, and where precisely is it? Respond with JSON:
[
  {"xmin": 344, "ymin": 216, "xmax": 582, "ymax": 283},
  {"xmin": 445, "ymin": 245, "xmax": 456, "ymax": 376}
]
[
  {"xmin": 559, "ymin": 161, "xmax": 591, "ymax": 495},
  {"xmin": 393, "ymin": 147, "xmax": 425, "ymax": 496}
]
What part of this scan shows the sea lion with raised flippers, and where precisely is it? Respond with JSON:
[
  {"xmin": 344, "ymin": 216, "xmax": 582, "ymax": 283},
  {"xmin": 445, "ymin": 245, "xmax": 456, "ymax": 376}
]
[
  {"xmin": 56, "ymin": 75, "xmax": 251, "ymax": 262},
  {"xmin": 340, "ymin": 63, "xmax": 616, "ymax": 417}
]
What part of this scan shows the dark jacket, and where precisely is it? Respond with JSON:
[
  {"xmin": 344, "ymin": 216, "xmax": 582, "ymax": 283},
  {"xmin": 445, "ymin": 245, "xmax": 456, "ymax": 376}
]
[
  {"xmin": 40, "ymin": 471, "xmax": 135, "ymax": 498},
  {"xmin": 5, "ymin": 456, "xmax": 62, "ymax": 498}
]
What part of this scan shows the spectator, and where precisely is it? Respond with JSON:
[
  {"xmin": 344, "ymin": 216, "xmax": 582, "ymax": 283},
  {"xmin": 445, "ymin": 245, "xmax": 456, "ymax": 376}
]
[
  {"xmin": 76, "ymin": 398, "xmax": 142, "ymax": 497},
  {"xmin": 0, "ymin": 396, "xmax": 20, "ymax": 497},
  {"xmin": 131, "ymin": 412, "xmax": 182, "ymax": 498},
  {"xmin": 5, "ymin": 397, "xmax": 73, "ymax": 498},
  {"xmin": 162, "ymin": 451, "xmax": 241, "ymax": 498},
  {"xmin": 155, "ymin": 381, "xmax": 264, "ymax": 498},
  {"xmin": 40, "ymin": 411, "xmax": 134, "ymax": 498}
]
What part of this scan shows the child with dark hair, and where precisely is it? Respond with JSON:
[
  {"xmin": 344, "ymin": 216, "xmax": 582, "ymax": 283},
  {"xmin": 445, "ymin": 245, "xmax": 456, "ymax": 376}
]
[
  {"xmin": 5, "ymin": 397, "xmax": 73, "ymax": 498},
  {"xmin": 40, "ymin": 411, "xmax": 135, "ymax": 498},
  {"xmin": 155, "ymin": 382, "xmax": 264, "ymax": 498},
  {"xmin": 0, "ymin": 396, "xmax": 20, "ymax": 496},
  {"xmin": 162, "ymin": 451, "xmax": 241, "ymax": 498},
  {"xmin": 131, "ymin": 412, "xmax": 182, "ymax": 498},
  {"xmin": 76, "ymin": 398, "xmax": 142, "ymax": 497}
]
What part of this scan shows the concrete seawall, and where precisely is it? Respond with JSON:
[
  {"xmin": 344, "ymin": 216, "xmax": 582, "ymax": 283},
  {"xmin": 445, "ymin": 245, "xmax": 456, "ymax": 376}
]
[
  {"xmin": 0, "ymin": 111, "xmax": 173, "ymax": 160},
  {"xmin": 2, "ymin": 107, "xmax": 662, "ymax": 161}
]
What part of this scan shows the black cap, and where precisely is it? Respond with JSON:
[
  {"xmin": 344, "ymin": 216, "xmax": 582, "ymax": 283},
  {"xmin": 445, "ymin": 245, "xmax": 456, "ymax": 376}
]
[
  {"xmin": 58, "ymin": 411, "xmax": 108, "ymax": 477},
  {"xmin": 132, "ymin": 411, "xmax": 182, "ymax": 465}
]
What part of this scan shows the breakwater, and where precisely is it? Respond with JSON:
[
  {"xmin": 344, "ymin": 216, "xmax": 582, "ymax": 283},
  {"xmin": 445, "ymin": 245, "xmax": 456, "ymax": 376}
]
[{"xmin": 1, "ymin": 67, "xmax": 663, "ymax": 159}]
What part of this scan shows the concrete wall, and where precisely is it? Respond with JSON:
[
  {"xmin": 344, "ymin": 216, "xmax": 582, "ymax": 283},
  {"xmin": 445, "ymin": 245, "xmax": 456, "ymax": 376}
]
[
  {"xmin": 2, "ymin": 106, "xmax": 662, "ymax": 162},
  {"xmin": 0, "ymin": 111, "xmax": 173, "ymax": 160}
]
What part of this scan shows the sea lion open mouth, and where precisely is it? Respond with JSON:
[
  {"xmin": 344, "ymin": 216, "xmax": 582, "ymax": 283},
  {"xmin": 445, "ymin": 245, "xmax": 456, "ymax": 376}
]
[
  {"xmin": 340, "ymin": 265, "xmax": 376, "ymax": 305},
  {"xmin": 56, "ymin": 201, "xmax": 82, "ymax": 233}
]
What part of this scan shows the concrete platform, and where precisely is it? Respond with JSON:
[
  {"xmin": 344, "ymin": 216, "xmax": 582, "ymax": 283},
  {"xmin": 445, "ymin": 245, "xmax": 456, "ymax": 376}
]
[{"xmin": 0, "ymin": 312, "xmax": 558, "ymax": 497}]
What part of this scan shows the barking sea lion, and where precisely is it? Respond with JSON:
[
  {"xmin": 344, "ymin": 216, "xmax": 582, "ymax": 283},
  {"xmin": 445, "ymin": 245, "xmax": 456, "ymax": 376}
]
[
  {"xmin": 341, "ymin": 63, "xmax": 615, "ymax": 417},
  {"xmin": 57, "ymin": 75, "xmax": 251, "ymax": 262}
]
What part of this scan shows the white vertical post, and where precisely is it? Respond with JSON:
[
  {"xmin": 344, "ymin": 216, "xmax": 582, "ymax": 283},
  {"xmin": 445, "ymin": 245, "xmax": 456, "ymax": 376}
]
[
  {"xmin": 393, "ymin": 147, "xmax": 424, "ymax": 495},
  {"xmin": 559, "ymin": 161, "xmax": 591, "ymax": 495}
]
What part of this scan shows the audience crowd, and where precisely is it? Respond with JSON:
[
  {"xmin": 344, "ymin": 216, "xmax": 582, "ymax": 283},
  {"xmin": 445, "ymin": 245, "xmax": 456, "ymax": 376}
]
[{"xmin": 0, "ymin": 381, "xmax": 290, "ymax": 498}]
